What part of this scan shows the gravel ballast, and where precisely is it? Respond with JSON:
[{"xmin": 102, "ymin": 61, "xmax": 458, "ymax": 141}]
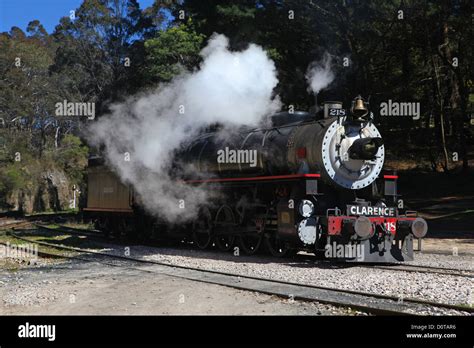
[{"xmin": 93, "ymin": 242, "xmax": 474, "ymax": 309}]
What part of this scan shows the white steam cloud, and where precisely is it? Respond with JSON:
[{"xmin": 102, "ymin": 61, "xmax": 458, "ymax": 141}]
[
  {"xmin": 87, "ymin": 34, "xmax": 280, "ymax": 223},
  {"xmin": 305, "ymin": 53, "xmax": 335, "ymax": 95}
]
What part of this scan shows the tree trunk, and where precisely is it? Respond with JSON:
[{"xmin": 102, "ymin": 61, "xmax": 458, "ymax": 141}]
[
  {"xmin": 55, "ymin": 126, "xmax": 60, "ymax": 148},
  {"xmin": 431, "ymin": 55, "xmax": 449, "ymax": 172}
]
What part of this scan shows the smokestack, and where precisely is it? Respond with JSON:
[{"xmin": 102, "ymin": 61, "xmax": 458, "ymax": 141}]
[{"xmin": 309, "ymin": 93, "xmax": 321, "ymax": 115}]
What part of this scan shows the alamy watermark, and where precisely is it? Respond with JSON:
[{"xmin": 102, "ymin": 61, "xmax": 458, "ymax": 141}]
[
  {"xmin": 3, "ymin": 242, "xmax": 38, "ymax": 262},
  {"xmin": 380, "ymin": 99, "xmax": 420, "ymax": 120},
  {"xmin": 18, "ymin": 322, "xmax": 55, "ymax": 341},
  {"xmin": 217, "ymin": 147, "xmax": 258, "ymax": 167},
  {"xmin": 325, "ymin": 242, "xmax": 364, "ymax": 261},
  {"xmin": 55, "ymin": 100, "xmax": 95, "ymax": 120}
]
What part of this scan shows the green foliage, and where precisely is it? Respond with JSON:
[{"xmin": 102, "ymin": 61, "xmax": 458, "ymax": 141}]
[
  {"xmin": 264, "ymin": 47, "xmax": 282, "ymax": 63},
  {"xmin": 0, "ymin": 0, "xmax": 471, "ymax": 212},
  {"xmin": 0, "ymin": 27, "xmax": 56, "ymax": 134},
  {"xmin": 0, "ymin": 164, "xmax": 27, "ymax": 194},
  {"xmin": 171, "ymin": 0, "xmax": 258, "ymax": 49},
  {"xmin": 144, "ymin": 21, "xmax": 205, "ymax": 82},
  {"xmin": 54, "ymin": 135, "xmax": 89, "ymax": 184},
  {"xmin": 51, "ymin": 0, "xmax": 165, "ymax": 103},
  {"xmin": 215, "ymin": 4, "xmax": 256, "ymax": 21}
]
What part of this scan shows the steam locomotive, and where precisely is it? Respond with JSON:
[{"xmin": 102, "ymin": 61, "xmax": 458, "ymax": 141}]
[{"xmin": 84, "ymin": 96, "xmax": 428, "ymax": 262}]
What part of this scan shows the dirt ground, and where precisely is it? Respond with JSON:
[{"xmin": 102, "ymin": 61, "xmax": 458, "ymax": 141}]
[
  {"xmin": 0, "ymin": 259, "xmax": 358, "ymax": 315},
  {"xmin": 419, "ymin": 238, "xmax": 474, "ymax": 255}
]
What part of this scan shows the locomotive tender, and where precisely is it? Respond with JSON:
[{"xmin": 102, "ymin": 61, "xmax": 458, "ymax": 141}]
[{"xmin": 84, "ymin": 96, "xmax": 428, "ymax": 263}]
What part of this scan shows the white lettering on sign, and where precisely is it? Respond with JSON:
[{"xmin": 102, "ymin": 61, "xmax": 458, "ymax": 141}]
[{"xmin": 348, "ymin": 205, "xmax": 396, "ymax": 217}]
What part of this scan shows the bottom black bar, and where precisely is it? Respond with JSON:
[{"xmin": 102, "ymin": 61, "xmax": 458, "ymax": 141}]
[{"xmin": 0, "ymin": 316, "xmax": 472, "ymax": 346}]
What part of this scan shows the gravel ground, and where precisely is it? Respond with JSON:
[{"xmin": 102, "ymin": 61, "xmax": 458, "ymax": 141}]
[
  {"xmin": 409, "ymin": 251, "xmax": 474, "ymax": 271},
  {"xmin": 0, "ymin": 261, "xmax": 364, "ymax": 315},
  {"xmin": 89, "ymin": 242, "xmax": 474, "ymax": 308},
  {"xmin": 1, "ymin": 235, "xmax": 472, "ymax": 315}
]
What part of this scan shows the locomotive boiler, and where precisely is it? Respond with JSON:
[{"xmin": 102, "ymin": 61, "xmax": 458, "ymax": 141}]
[
  {"xmin": 85, "ymin": 96, "xmax": 428, "ymax": 263},
  {"xmin": 181, "ymin": 98, "xmax": 385, "ymax": 190}
]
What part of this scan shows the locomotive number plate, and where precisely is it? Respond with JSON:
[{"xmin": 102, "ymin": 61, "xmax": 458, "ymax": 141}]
[
  {"xmin": 347, "ymin": 204, "xmax": 396, "ymax": 217},
  {"xmin": 328, "ymin": 108, "xmax": 346, "ymax": 116}
]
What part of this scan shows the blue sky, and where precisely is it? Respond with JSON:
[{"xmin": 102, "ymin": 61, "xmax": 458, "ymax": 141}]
[{"xmin": 0, "ymin": 0, "xmax": 156, "ymax": 33}]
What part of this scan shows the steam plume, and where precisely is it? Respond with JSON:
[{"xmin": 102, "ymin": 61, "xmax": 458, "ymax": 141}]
[
  {"xmin": 87, "ymin": 34, "xmax": 280, "ymax": 223},
  {"xmin": 305, "ymin": 53, "xmax": 335, "ymax": 95}
]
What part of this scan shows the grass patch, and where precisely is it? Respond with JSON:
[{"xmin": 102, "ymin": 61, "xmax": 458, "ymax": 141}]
[
  {"xmin": 0, "ymin": 234, "xmax": 76, "ymax": 256},
  {"xmin": 455, "ymin": 303, "xmax": 474, "ymax": 310},
  {"xmin": 62, "ymin": 222, "xmax": 95, "ymax": 230},
  {"xmin": 24, "ymin": 210, "xmax": 79, "ymax": 217},
  {"xmin": 13, "ymin": 227, "xmax": 105, "ymax": 250},
  {"xmin": 0, "ymin": 234, "xmax": 77, "ymax": 271}
]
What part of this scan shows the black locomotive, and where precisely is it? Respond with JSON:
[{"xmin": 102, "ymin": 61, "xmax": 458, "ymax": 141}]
[{"xmin": 84, "ymin": 96, "xmax": 428, "ymax": 262}]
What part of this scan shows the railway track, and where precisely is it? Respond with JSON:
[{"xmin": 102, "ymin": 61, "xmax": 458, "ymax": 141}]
[
  {"xmin": 32, "ymin": 224, "xmax": 474, "ymax": 278},
  {"xmin": 0, "ymin": 220, "xmax": 33, "ymax": 231},
  {"xmin": 5, "ymin": 230, "xmax": 473, "ymax": 316},
  {"xmin": 362, "ymin": 263, "xmax": 474, "ymax": 278},
  {"xmin": 295, "ymin": 253, "xmax": 474, "ymax": 278},
  {"xmin": 34, "ymin": 223, "xmax": 102, "ymax": 238}
]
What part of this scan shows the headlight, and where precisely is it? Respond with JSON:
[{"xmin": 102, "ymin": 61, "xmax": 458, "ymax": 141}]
[
  {"xmin": 354, "ymin": 216, "xmax": 374, "ymax": 239},
  {"xmin": 411, "ymin": 218, "xmax": 428, "ymax": 238},
  {"xmin": 298, "ymin": 199, "xmax": 314, "ymax": 218}
]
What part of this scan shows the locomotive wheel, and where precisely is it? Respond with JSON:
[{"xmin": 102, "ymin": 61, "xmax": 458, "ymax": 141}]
[
  {"xmin": 108, "ymin": 218, "xmax": 121, "ymax": 240},
  {"xmin": 192, "ymin": 207, "xmax": 213, "ymax": 249},
  {"xmin": 238, "ymin": 233, "xmax": 263, "ymax": 255},
  {"xmin": 264, "ymin": 234, "xmax": 294, "ymax": 258},
  {"xmin": 117, "ymin": 218, "xmax": 133, "ymax": 241},
  {"xmin": 95, "ymin": 217, "xmax": 111, "ymax": 238},
  {"xmin": 214, "ymin": 205, "xmax": 236, "ymax": 252},
  {"xmin": 134, "ymin": 217, "xmax": 153, "ymax": 243},
  {"xmin": 215, "ymin": 233, "xmax": 235, "ymax": 251}
]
